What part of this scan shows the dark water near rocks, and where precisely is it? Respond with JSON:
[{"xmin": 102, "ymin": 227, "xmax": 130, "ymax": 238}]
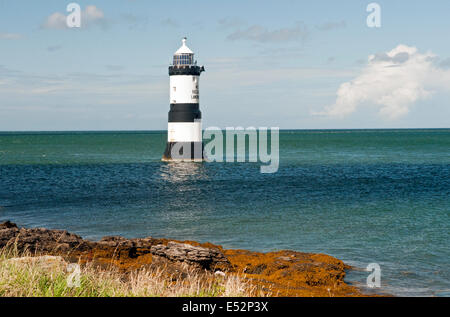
[{"xmin": 0, "ymin": 129, "xmax": 449, "ymax": 296}]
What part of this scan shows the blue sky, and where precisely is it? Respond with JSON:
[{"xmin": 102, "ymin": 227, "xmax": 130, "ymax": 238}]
[{"xmin": 0, "ymin": 0, "xmax": 449, "ymax": 130}]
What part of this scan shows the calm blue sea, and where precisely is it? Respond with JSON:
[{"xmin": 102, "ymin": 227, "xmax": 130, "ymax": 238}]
[{"xmin": 0, "ymin": 129, "xmax": 449, "ymax": 296}]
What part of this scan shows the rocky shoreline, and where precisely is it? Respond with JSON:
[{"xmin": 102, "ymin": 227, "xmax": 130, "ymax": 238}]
[{"xmin": 0, "ymin": 221, "xmax": 366, "ymax": 297}]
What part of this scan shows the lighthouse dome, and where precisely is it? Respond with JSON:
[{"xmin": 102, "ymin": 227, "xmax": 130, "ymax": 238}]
[{"xmin": 173, "ymin": 38, "xmax": 195, "ymax": 66}]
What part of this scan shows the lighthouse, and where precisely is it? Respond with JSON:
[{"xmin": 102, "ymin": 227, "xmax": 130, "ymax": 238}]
[{"xmin": 163, "ymin": 38, "xmax": 205, "ymax": 162}]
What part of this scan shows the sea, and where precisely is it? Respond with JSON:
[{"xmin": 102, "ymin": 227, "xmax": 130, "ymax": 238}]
[{"xmin": 0, "ymin": 129, "xmax": 448, "ymax": 296}]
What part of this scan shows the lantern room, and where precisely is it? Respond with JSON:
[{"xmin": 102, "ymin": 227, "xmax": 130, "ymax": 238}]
[{"xmin": 173, "ymin": 37, "xmax": 195, "ymax": 66}]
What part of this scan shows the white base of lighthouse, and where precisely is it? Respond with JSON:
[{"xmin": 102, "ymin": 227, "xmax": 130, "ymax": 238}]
[
  {"xmin": 168, "ymin": 122, "xmax": 202, "ymax": 143},
  {"xmin": 163, "ymin": 121, "xmax": 205, "ymax": 162}
]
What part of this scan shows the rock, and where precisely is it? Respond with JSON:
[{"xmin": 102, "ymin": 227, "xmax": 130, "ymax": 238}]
[
  {"xmin": 131, "ymin": 238, "xmax": 157, "ymax": 249},
  {"xmin": 150, "ymin": 241, "xmax": 230, "ymax": 270},
  {"xmin": 244, "ymin": 263, "xmax": 267, "ymax": 274},
  {"xmin": 0, "ymin": 221, "xmax": 17, "ymax": 230},
  {"xmin": 276, "ymin": 256, "xmax": 293, "ymax": 262},
  {"xmin": 0, "ymin": 222, "xmax": 229, "ymax": 271},
  {"xmin": 0, "ymin": 221, "xmax": 91, "ymax": 253},
  {"xmin": 5, "ymin": 255, "xmax": 68, "ymax": 271},
  {"xmin": 98, "ymin": 236, "xmax": 134, "ymax": 248},
  {"xmin": 97, "ymin": 236, "xmax": 157, "ymax": 250}
]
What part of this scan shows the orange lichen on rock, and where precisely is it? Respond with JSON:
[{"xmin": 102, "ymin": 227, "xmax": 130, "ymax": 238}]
[
  {"xmin": 0, "ymin": 221, "xmax": 367, "ymax": 297},
  {"xmin": 222, "ymin": 249, "xmax": 362, "ymax": 297},
  {"xmin": 70, "ymin": 242, "xmax": 363, "ymax": 297}
]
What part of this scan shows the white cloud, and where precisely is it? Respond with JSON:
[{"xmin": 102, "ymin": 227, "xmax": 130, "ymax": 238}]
[
  {"xmin": 47, "ymin": 45, "xmax": 62, "ymax": 52},
  {"xmin": 84, "ymin": 5, "xmax": 104, "ymax": 21},
  {"xmin": 160, "ymin": 18, "xmax": 179, "ymax": 28},
  {"xmin": 315, "ymin": 44, "xmax": 450, "ymax": 119},
  {"xmin": 315, "ymin": 21, "xmax": 346, "ymax": 31},
  {"xmin": 42, "ymin": 12, "xmax": 68, "ymax": 29},
  {"xmin": 0, "ymin": 65, "xmax": 165, "ymax": 99},
  {"xmin": 227, "ymin": 22, "xmax": 309, "ymax": 43},
  {"xmin": 218, "ymin": 17, "xmax": 246, "ymax": 29},
  {"xmin": 0, "ymin": 32, "xmax": 23, "ymax": 39},
  {"xmin": 42, "ymin": 5, "xmax": 105, "ymax": 29}
]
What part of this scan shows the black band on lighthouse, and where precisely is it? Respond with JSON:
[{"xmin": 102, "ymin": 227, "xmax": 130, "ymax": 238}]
[
  {"xmin": 169, "ymin": 65, "xmax": 205, "ymax": 76},
  {"xmin": 170, "ymin": 104, "xmax": 200, "ymax": 112},
  {"xmin": 168, "ymin": 103, "xmax": 202, "ymax": 122}
]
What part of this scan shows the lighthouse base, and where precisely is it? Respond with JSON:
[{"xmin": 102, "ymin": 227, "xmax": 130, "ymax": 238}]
[{"xmin": 162, "ymin": 142, "xmax": 205, "ymax": 162}]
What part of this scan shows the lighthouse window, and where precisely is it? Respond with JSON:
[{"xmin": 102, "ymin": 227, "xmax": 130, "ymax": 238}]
[{"xmin": 174, "ymin": 54, "xmax": 193, "ymax": 65}]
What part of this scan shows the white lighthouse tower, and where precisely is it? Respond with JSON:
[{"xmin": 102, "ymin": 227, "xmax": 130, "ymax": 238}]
[{"xmin": 163, "ymin": 38, "xmax": 205, "ymax": 161}]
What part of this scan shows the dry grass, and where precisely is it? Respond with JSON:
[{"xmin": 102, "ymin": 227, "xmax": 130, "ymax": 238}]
[{"xmin": 0, "ymin": 246, "xmax": 257, "ymax": 297}]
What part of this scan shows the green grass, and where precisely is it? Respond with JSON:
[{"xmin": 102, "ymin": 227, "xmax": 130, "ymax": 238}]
[{"xmin": 0, "ymin": 247, "xmax": 255, "ymax": 297}]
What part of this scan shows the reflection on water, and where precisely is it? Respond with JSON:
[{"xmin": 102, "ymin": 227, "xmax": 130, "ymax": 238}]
[{"xmin": 159, "ymin": 162, "xmax": 209, "ymax": 183}]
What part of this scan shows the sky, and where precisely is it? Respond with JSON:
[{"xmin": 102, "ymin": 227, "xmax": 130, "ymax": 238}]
[{"xmin": 0, "ymin": 0, "xmax": 449, "ymax": 131}]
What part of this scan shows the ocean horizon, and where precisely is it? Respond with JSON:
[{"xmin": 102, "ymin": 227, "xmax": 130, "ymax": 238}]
[
  {"xmin": 0, "ymin": 129, "xmax": 449, "ymax": 296},
  {"xmin": 1, "ymin": 128, "xmax": 449, "ymax": 133}
]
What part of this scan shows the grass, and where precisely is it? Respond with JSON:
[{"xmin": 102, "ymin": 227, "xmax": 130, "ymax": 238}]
[{"xmin": 0, "ymin": 246, "xmax": 257, "ymax": 297}]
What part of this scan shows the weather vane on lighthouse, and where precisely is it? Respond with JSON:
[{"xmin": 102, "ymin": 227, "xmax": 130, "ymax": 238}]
[{"xmin": 163, "ymin": 37, "xmax": 205, "ymax": 162}]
